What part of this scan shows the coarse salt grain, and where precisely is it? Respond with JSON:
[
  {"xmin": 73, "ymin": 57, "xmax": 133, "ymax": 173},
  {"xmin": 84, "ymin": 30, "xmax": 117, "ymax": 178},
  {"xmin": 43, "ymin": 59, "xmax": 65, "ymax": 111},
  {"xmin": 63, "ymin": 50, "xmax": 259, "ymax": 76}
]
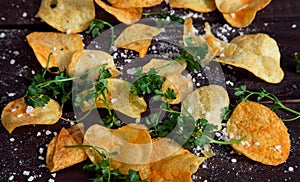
[
  {"xmin": 111, "ymin": 98, "xmax": 118, "ymax": 103},
  {"xmin": 8, "ymin": 175, "xmax": 14, "ymax": 181},
  {"xmin": 38, "ymin": 156, "xmax": 45, "ymax": 160},
  {"xmin": 36, "ymin": 131, "xmax": 41, "ymax": 136},
  {"xmin": 17, "ymin": 114, "xmax": 23, "ymax": 118},
  {"xmin": 11, "ymin": 108, "xmax": 17, "ymax": 112},
  {"xmin": 10, "ymin": 59, "xmax": 16, "ymax": 65},
  {"xmin": 255, "ymin": 142, "xmax": 260, "ymax": 146},
  {"xmin": 66, "ymin": 29, "xmax": 71, "ymax": 34},
  {"xmin": 22, "ymin": 12, "xmax": 28, "ymax": 18},
  {"xmin": 288, "ymin": 167, "xmax": 294, "ymax": 172},
  {"xmin": 231, "ymin": 158, "xmax": 237, "ymax": 163},
  {"xmin": 8, "ymin": 92, "xmax": 16, "ymax": 97},
  {"xmin": 48, "ymin": 179, "xmax": 55, "ymax": 182},
  {"xmin": 10, "ymin": 138, "xmax": 15, "ymax": 142},
  {"xmin": 23, "ymin": 171, "xmax": 30, "ymax": 176},
  {"xmin": 28, "ymin": 176, "xmax": 35, "ymax": 181},
  {"xmin": 0, "ymin": 32, "xmax": 5, "ymax": 38},
  {"xmin": 26, "ymin": 106, "xmax": 34, "ymax": 113},
  {"xmin": 45, "ymin": 130, "xmax": 52, "ymax": 135},
  {"xmin": 39, "ymin": 147, "xmax": 44, "ymax": 154},
  {"xmin": 275, "ymin": 145, "xmax": 281, "ymax": 151},
  {"xmin": 291, "ymin": 24, "xmax": 297, "ymax": 29}
]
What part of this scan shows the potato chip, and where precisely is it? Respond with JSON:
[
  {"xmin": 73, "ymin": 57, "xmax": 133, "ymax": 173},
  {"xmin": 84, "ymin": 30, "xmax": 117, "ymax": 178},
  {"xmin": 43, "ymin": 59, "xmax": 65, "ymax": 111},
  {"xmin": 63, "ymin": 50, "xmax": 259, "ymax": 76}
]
[
  {"xmin": 216, "ymin": 0, "xmax": 272, "ymax": 27},
  {"xmin": 141, "ymin": 137, "xmax": 206, "ymax": 181},
  {"xmin": 161, "ymin": 72, "xmax": 193, "ymax": 104},
  {"xmin": 142, "ymin": 59, "xmax": 187, "ymax": 79},
  {"xmin": 169, "ymin": 0, "xmax": 216, "ymax": 13},
  {"xmin": 226, "ymin": 101, "xmax": 290, "ymax": 166},
  {"xmin": 95, "ymin": 0, "xmax": 142, "ymax": 24},
  {"xmin": 222, "ymin": 8, "xmax": 257, "ymax": 28},
  {"xmin": 46, "ymin": 127, "xmax": 87, "ymax": 172},
  {"xmin": 84, "ymin": 124, "xmax": 152, "ymax": 174},
  {"xmin": 38, "ymin": 0, "xmax": 95, "ymax": 33},
  {"xmin": 95, "ymin": 78, "xmax": 147, "ymax": 118},
  {"xmin": 114, "ymin": 24, "xmax": 163, "ymax": 57},
  {"xmin": 215, "ymin": 0, "xmax": 271, "ymax": 13},
  {"xmin": 1, "ymin": 97, "xmax": 62, "ymax": 133},
  {"xmin": 108, "ymin": 0, "xmax": 163, "ymax": 8},
  {"xmin": 67, "ymin": 49, "xmax": 121, "ymax": 79},
  {"xmin": 66, "ymin": 123, "xmax": 85, "ymax": 144},
  {"xmin": 215, "ymin": 33, "xmax": 284, "ymax": 83},
  {"xmin": 181, "ymin": 85, "xmax": 229, "ymax": 130},
  {"xmin": 26, "ymin": 32, "xmax": 83, "ymax": 72},
  {"xmin": 183, "ymin": 19, "xmax": 237, "ymax": 64}
]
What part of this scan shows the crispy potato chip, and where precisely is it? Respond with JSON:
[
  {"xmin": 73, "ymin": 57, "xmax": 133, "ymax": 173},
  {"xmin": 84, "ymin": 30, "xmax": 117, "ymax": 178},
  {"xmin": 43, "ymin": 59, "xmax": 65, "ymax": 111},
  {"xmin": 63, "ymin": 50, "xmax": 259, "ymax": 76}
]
[
  {"xmin": 1, "ymin": 97, "xmax": 62, "ymax": 133},
  {"xmin": 46, "ymin": 127, "xmax": 87, "ymax": 172},
  {"xmin": 66, "ymin": 123, "xmax": 85, "ymax": 144},
  {"xmin": 215, "ymin": 0, "xmax": 271, "ymax": 13},
  {"xmin": 140, "ymin": 137, "xmax": 206, "ymax": 181},
  {"xmin": 84, "ymin": 124, "xmax": 152, "ymax": 174},
  {"xmin": 161, "ymin": 72, "xmax": 193, "ymax": 104},
  {"xmin": 183, "ymin": 19, "xmax": 237, "ymax": 64},
  {"xmin": 95, "ymin": 78, "xmax": 147, "ymax": 118},
  {"xmin": 108, "ymin": 0, "xmax": 163, "ymax": 8},
  {"xmin": 223, "ymin": 8, "xmax": 257, "ymax": 28},
  {"xmin": 226, "ymin": 101, "xmax": 290, "ymax": 165},
  {"xmin": 114, "ymin": 24, "xmax": 163, "ymax": 57},
  {"xmin": 142, "ymin": 59, "xmax": 187, "ymax": 79},
  {"xmin": 169, "ymin": 0, "xmax": 216, "ymax": 13},
  {"xmin": 181, "ymin": 85, "xmax": 229, "ymax": 130},
  {"xmin": 26, "ymin": 32, "xmax": 83, "ymax": 72},
  {"xmin": 67, "ymin": 49, "xmax": 121, "ymax": 78},
  {"xmin": 215, "ymin": 33, "xmax": 284, "ymax": 83},
  {"xmin": 38, "ymin": 0, "xmax": 95, "ymax": 33},
  {"xmin": 95, "ymin": 0, "xmax": 142, "ymax": 24}
]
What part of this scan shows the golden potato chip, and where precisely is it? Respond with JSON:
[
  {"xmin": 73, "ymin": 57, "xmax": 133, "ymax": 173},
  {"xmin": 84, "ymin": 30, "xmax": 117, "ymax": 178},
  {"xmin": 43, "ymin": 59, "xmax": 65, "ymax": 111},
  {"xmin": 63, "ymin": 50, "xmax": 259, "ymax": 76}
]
[
  {"xmin": 215, "ymin": 0, "xmax": 271, "ymax": 13},
  {"xmin": 181, "ymin": 85, "xmax": 229, "ymax": 130},
  {"xmin": 226, "ymin": 101, "xmax": 290, "ymax": 166},
  {"xmin": 222, "ymin": 8, "xmax": 257, "ymax": 28},
  {"xmin": 169, "ymin": 0, "xmax": 216, "ymax": 13},
  {"xmin": 38, "ymin": 0, "xmax": 95, "ymax": 33},
  {"xmin": 66, "ymin": 123, "xmax": 85, "ymax": 144},
  {"xmin": 161, "ymin": 72, "xmax": 193, "ymax": 104},
  {"xmin": 108, "ymin": 0, "xmax": 163, "ymax": 8},
  {"xmin": 95, "ymin": 78, "xmax": 147, "ymax": 118},
  {"xmin": 142, "ymin": 59, "xmax": 187, "ymax": 79},
  {"xmin": 1, "ymin": 97, "xmax": 62, "ymax": 133},
  {"xmin": 84, "ymin": 124, "xmax": 152, "ymax": 174},
  {"xmin": 95, "ymin": 0, "xmax": 142, "ymax": 24},
  {"xmin": 67, "ymin": 49, "xmax": 121, "ymax": 79},
  {"xmin": 46, "ymin": 127, "xmax": 87, "ymax": 172},
  {"xmin": 114, "ymin": 24, "xmax": 163, "ymax": 57},
  {"xmin": 141, "ymin": 137, "xmax": 206, "ymax": 181},
  {"xmin": 215, "ymin": 33, "xmax": 284, "ymax": 83},
  {"xmin": 26, "ymin": 32, "xmax": 83, "ymax": 72},
  {"xmin": 183, "ymin": 19, "xmax": 237, "ymax": 64}
]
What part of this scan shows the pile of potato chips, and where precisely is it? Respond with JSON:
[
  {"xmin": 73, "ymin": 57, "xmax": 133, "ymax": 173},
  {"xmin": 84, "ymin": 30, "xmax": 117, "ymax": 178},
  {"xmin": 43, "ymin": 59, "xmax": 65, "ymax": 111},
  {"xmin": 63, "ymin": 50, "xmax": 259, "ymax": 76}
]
[{"xmin": 1, "ymin": 0, "xmax": 293, "ymax": 181}]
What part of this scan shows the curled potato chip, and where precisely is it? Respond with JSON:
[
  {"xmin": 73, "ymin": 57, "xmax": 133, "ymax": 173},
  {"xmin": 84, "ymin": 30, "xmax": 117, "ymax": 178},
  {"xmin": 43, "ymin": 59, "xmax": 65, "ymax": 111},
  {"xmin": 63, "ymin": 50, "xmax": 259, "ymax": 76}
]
[
  {"xmin": 161, "ymin": 72, "xmax": 193, "ymax": 104},
  {"xmin": 142, "ymin": 59, "xmax": 187, "ymax": 79},
  {"xmin": 95, "ymin": 78, "xmax": 147, "ymax": 118},
  {"xmin": 215, "ymin": 0, "xmax": 271, "ymax": 13},
  {"xmin": 84, "ymin": 124, "xmax": 152, "ymax": 174},
  {"xmin": 216, "ymin": 0, "xmax": 272, "ymax": 27},
  {"xmin": 26, "ymin": 32, "xmax": 83, "ymax": 72},
  {"xmin": 216, "ymin": 33, "xmax": 284, "ymax": 83},
  {"xmin": 114, "ymin": 24, "xmax": 163, "ymax": 57},
  {"xmin": 108, "ymin": 0, "xmax": 163, "ymax": 8},
  {"xmin": 1, "ymin": 97, "xmax": 62, "ymax": 133},
  {"xmin": 141, "ymin": 137, "xmax": 206, "ymax": 181},
  {"xmin": 226, "ymin": 101, "xmax": 290, "ymax": 165},
  {"xmin": 38, "ymin": 0, "xmax": 95, "ymax": 33},
  {"xmin": 46, "ymin": 127, "xmax": 87, "ymax": 172},
  {"xmin": 169, "ymin": 0, "xmax": 216, "ymax": 13},
  {"xmin": 95, "ymin": 0, "xmax": 142, "ymax": 24},
  {"xmin": 181, "ymin": 85, "xmax": 229, "ymax": 130},
  {"xmin": 67, "ymin": 49, "xmax": 121, "ymax": 78}
]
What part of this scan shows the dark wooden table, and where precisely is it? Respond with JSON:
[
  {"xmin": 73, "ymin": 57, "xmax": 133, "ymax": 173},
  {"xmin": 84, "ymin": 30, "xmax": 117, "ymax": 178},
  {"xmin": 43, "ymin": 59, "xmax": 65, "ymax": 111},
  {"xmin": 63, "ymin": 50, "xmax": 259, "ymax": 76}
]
[{"xmin": 0, "ymin": 0, "xmax": 299, "ymax": 181}]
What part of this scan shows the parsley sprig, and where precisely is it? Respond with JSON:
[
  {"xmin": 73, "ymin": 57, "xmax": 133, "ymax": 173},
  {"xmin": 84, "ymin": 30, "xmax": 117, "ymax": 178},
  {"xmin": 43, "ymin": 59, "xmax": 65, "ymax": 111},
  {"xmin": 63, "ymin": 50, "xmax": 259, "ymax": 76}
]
[
  {"xmin": 88, "ymin": 19, "xmax": 115, "ymax": 51},
  {"xmin": 176, "ymin": 38, "xmax": 208, "ymax": 72},
  {"xmin": 294, "ymin": 52, "xmax": 300, "ymax": 73},
  {"xmin": 65, "ymin": 145, "xmax": 146, "ymax": 182},
  {"xmin": 233, "ymin": 86, "xmax": 300, "ymax": 121}
]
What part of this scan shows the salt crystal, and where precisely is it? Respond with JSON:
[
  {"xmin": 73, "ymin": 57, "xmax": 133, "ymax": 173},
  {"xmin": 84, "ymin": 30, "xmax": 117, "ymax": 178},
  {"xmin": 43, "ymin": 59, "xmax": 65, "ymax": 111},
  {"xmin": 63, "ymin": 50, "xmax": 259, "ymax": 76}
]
[
  {"xmin": 231, "ymin": 158, "xmax": 237, "ymax": 163},
  {"xmin": 255, "ymin": 142, "xmax": 260, "ymax": 146},
  {"xmin": 111, "ymin": 98, "xmax": 118, "ymax": 103},
  {"xmin": 36, "ymin": 131, "xmax": 41, "ymax": 137},
  {"xmin": 45, "ymin": 130, "xmax": 52, "ymax": 135},
  {"xmin": 38, "ymin": 156, "xmax": 45, "ymax": 160},
  {"xmin": 17, "ymin": 114, "xmax": 23, "ymax": 118},
  {"xmin": 66, "ymin": 29, "xmax": 71, "ymax": 34},
  {"xmin": 26, "ymin": 106, "xmax": 34, "ymax": 113},
  {"xmin": 28, "ymin": 176, "xmax": 35, "ymax": 181},
  {"xmin": 0, "ymin": 32, "xmax": 5, "ymax": 38},
  {"xmin": 11, "ymin": 108, "xmax": 17, "ymax": 112},
  {"xmin": 288, "ymin": 167, "xmax": 294, "ymax": 172},
  {"xmin": 291, "ymin": 24, "xmax": 297, "ymax": 29},
  {"xmin": 39, "ymin": 147, "xmax": 44, "ymax": 154},
  {"xmin": 10, "ymin": 138, "xmax": 15, "ymax": 142},
  {"xmin": 8, "ymin": 93, "xmax": 16, "ymax": 97},
  {"xmin": 23, "ymin": 171, "xmax": 30, "ymax": 176},
  {"xmin": 22, "ymin": 12, "xmax": 27, "ymax": 17},
  {"xmin": 10, "ymin": 59, "xmax": 16, "ymax": 65},
  {"xmin": 48, "ymin": 179, "xmax": 55, "ymax": 182},
  {"xmin": 8, "ymin": 175, "xmax": 14, "ymax": 181}
]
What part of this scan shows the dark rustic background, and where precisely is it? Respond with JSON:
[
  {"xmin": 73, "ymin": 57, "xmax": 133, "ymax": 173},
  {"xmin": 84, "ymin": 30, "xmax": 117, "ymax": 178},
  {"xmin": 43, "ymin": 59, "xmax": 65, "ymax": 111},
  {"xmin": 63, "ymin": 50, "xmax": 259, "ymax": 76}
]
[{"xmin": 0, "ymin": 0, "xmax": 299, "ymax": 181}]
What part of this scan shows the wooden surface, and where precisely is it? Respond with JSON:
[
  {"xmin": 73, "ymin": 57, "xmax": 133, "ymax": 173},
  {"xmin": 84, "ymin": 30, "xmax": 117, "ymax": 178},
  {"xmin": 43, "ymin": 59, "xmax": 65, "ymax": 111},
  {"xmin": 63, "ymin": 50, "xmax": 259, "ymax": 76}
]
[{"xmin": 0, "ymin": 0, "xmax": 300, "ymax": 181}]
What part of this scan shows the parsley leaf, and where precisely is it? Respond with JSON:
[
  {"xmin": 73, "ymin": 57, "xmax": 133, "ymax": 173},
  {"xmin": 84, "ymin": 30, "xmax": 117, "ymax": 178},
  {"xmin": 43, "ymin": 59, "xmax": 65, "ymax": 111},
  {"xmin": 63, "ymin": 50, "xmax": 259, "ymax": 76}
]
[
  {"xmin": 176, "ymin": 38, "xmax": 208, "ymax": 72},
  {"xmin": 138, "ymin": 10, "xmax": 184, "ymax": 27},
  {"xmin": 233, "ymin": 86, "xmax": 300, "ymax": 121},
  {"xmin": 294, "ymin": 52, "xmax": 300, "ymax": 73}
]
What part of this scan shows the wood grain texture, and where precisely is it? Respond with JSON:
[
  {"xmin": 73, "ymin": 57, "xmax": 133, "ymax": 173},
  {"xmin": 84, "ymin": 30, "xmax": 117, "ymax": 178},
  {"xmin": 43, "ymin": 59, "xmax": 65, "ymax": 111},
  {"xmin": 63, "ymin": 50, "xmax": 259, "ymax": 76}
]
[{"xmin": 0, "ymin": 0, "xmax": 299, "ymax": 181}]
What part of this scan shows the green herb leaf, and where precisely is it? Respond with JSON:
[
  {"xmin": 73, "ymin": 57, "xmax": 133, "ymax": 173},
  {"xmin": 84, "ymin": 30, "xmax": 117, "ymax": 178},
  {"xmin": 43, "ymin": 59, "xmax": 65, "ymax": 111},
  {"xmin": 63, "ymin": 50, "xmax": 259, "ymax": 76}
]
[{"xmin": 294, "ymin": 52, "xmax": 300, "ymax": 73}]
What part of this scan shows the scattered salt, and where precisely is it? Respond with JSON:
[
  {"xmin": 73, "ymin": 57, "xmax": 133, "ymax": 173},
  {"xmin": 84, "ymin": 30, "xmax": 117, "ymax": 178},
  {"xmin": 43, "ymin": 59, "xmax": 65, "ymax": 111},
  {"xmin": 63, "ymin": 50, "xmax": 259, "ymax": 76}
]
[
  {"xmin": 9, "ymin": 138, "xmax": 15, "ymax": 142},
  {"xmin": 66, "ymin": 29, "xmax": 71, "ymax": 34},
  {"xmin": 288, "ymin": 167, "xmax": 294, "ymax": 172},
  {"xmin": 26, "ymin": 106, "xmax": 34, "ymax": 113},
  {"xmin": 291, "ymin": 24, "xmax": 297, "ymax": 29},
  {"xmin": 23, "ymin": 171, "xmax": 30, "ymax": 176},
  {"xmin": 22, "ymin": 12, "xmax": 28, "ymax": 18},
  {"xmin": 11, "ymin": 108, "xmax": 17, "ymax": 112},
  {"xmin": 0, "ymin": 32, "xmax": 5, "ymax": 38},
  {"xmin": 48, "ymin": 179, "xmax": 55, "ymax": 182},
  {"xmin": 10, "ymin": 59, "xmax": 16, "ymax": 65},
  {"xmin": 36, "ymin": 131, "xmax": 41, "ymax": 137},
  {"xmin": 231, "ymin": 158, "xmax": 237, "ymax": 163},
  {"xmin": 45, "ymin": 130, "xmax": 52, "ymax": 135},
  {"xmin": 27, "ymin": 176, "xmax": 35, "ymax": 181},
  {"xmin": 8, "ymin": 93, "xmax": 16, "ymax": 97},
  {"xmin": 8, "ymin": 175, "xmax": 14, "ymax": 181},
  {"xmin": 17, "ymin": 114, "xmax": 23, "ymax": 118}
]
